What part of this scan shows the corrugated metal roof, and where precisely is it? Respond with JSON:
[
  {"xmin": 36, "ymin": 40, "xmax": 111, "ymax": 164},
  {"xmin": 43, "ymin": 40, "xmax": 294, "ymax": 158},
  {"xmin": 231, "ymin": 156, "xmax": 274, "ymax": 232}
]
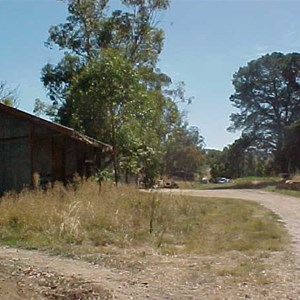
[{"xmin": 0, "ymin": 103, "xmax": 112, "ymax": 150}]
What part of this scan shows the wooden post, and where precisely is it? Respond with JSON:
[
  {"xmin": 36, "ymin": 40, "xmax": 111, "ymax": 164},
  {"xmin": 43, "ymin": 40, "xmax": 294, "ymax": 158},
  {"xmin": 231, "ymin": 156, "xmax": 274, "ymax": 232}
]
[{"xmin": 29, "ymin": 122, "xmax": 35, "ymax": 187}]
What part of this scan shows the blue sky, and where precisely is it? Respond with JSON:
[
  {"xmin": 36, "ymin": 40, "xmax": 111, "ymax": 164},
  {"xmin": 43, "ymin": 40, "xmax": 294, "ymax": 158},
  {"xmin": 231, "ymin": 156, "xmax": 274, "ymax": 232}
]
[{"xmin": 1, "ymin": 0, "xmax": 300, "ymax": 149}]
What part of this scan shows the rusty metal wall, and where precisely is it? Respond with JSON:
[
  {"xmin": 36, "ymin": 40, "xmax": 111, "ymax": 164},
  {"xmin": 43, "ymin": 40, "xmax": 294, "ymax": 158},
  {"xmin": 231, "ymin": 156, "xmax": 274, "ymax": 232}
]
[
  {"xmin": 0, "ymin": 111, "xmax": 31, "ymax": 194},
  {"xmin": 32, "ymin": 133, "xmax": 53, "ymax": 186},
  {"xmin": 0, "ymin": 110, "xmax": 104, "ymax": 194}
]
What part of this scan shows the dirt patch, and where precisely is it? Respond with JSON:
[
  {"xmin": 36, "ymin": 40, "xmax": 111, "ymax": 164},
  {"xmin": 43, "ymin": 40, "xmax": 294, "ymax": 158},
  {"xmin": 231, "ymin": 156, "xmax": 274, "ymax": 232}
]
[
  {"xmin": 1, "ymin": 245, "xmax": 300, "ymax": 299},
  {"xmin": 0, "ymin": 263, "xmax": 39, "ymax": 300},
  {"xmin": 0, "ymin": 254, "xmax": 111, "ymax": 299}
]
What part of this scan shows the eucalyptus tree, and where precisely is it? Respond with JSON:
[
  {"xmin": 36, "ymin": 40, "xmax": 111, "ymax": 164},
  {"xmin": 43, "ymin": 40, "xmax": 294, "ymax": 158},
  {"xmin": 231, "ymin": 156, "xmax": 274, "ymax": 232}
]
[
  {"xmin": 41, "ymin": 0, "xmax": 170, "ymax": 116},
  {"xmin": 281, "ymin": 120, "xmax": 300, "ymax": 173},
  {"xmin": 39, "ymin": 0, "xmax": 193, "ymax": 183},
  {"xmin": 164, "ymin": 126, "xmax": 204, "ymax": 179},
  {"xmin": 68, "ymin": 49, "xmax": 161, "ymax": 183},
  {"xmin": 229, "ymin": 52, "xmax": 300, "ymax": 172}
]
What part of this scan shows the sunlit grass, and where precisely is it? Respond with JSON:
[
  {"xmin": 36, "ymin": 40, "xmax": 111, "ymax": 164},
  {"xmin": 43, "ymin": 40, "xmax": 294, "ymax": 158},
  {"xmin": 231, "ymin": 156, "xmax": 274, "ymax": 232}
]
[
  {"xmin": 0, "ymin": 180, "xmax": 288, "ymax": 257},
  {"xmin": 181, "ymin": 176, "xmax": 280, "ymax": 190},
  {"xmin": 266, "ymin": 186, "xmax": 300, "ymax": 198}
]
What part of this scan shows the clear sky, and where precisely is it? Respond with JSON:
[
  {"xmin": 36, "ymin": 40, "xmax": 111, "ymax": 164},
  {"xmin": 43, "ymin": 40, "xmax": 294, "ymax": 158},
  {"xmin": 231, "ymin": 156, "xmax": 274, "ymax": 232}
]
[{"xmin": 1, "ymin": 0, "xmax": 300, "ymax": 149}]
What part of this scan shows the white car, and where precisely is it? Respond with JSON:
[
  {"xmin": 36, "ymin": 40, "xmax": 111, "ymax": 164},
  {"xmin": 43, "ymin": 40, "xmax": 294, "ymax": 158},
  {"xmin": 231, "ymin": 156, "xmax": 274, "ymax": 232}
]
[{"xmin": 216, "ymin": 177, "xmax": 230, "ymax": 184}]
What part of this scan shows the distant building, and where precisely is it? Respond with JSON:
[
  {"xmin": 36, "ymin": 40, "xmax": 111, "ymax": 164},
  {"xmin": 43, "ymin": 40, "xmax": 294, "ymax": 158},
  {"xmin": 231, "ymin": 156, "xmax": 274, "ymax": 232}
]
[{"xmin": 0, "ymin": 103, "xmax": 111, "ymax": 194}]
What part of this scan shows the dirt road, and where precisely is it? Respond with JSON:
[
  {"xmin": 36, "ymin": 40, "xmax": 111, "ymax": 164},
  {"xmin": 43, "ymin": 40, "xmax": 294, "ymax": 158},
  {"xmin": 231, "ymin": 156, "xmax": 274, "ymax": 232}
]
[{"xmin": 1, "ymin": 189, "xmax": 300, "ymax": 299}]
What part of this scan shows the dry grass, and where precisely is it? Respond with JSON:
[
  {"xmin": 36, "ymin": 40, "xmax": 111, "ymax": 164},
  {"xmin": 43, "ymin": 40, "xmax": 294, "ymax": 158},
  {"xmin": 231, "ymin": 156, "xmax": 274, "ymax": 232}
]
[{"xmin": 0, "ymin": 179, "xmax": 288, "ymax": 258}]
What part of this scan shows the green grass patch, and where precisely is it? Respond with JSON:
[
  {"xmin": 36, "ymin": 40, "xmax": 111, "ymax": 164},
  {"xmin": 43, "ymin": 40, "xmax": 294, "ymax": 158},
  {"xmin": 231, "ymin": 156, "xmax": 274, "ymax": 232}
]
[
  {"xmin": 266, "ymin": 186, "xmax": 300, "ymax": 198},
  {"xmin": 174, "ymin": 197, "xmax": 286, "ymax": 254},
  {"xmin": 182, "ymin": 176, "xmax": 280, "ymax": 190}
]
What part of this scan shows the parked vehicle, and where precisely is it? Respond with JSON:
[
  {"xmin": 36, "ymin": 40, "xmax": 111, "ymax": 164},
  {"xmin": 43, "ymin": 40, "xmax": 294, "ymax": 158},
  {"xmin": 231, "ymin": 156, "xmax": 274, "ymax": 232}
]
[{"xmin": 215, "ymin": 177, "xmax": 230, "ymax": 184}]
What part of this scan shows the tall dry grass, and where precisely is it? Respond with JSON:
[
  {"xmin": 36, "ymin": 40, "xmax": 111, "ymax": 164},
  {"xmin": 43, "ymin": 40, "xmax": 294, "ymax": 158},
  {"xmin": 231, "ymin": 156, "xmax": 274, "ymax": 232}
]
[{"xmin": 0, "ymin": 180, "xmax": 288, "ymax": 256}]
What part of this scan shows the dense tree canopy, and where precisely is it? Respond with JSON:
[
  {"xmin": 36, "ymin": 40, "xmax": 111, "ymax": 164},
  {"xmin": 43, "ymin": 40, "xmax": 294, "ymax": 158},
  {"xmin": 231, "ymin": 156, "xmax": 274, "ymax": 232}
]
[
  {"xmin": 38, "ymin": 0, "xmax": 198, "ymax": 184},
  {"xmin": 205, "ymin": 138, "xmax": 274, "ymax": 180},
  {"xmin": 42, "ymin": 0, "xmax": 170, "ymax": 114},
  {"xmin": 282, "ymin": 120, "xmax": 300, "ymax": 173},
  {"xmin": 46, "ymin": 0, "xmax": 168, "ymax": 65},
  {"xmin": 164, "ymin": 126, "xmax": 204, "ymax": 179},
  {"xmin": 229, "ymin": 52, "xmax": 300, "ymax": 172}
]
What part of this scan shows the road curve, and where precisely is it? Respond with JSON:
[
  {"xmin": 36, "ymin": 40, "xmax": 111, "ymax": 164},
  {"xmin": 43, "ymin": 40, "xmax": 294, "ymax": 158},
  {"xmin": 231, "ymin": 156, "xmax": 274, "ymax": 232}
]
[{"xmin": 160, "ymin": 189, "xmax": 300, "ymax": 257}]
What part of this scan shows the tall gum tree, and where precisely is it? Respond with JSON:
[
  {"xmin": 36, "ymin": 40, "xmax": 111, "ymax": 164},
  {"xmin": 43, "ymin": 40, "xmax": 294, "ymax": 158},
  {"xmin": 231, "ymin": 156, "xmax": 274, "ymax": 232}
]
[
  {"xmin": 42, "ymin": 0, "xmax": 170, "ymax": 113},
  {"xmin": 39, "ymin": 0, "xmax": 192, "ymax": 184},
  {"xmin": 229, "ymin": 52, "xmax": 300, "ymax": 173}
]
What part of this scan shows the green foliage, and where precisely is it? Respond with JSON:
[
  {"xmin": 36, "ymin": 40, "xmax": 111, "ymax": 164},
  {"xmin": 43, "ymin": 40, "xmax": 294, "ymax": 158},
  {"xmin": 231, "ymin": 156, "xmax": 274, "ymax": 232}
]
[
  {"xmin": 229, "ymin": 52, "xmax": 300, "ymax": 173},
  {"xmin": 281, "ymin": 120, "xmax": 300, "ymax": 173},
  {"xmin": 38, "ymin": 0, "xmax": 194, "ymax": 184},
  {"xmin": 40, "ymin": 0, "xmax": 172, "ymax": 121},
  {"xmin": 39, "ymin": 54, "xmax": 83, "ymax": 123},
  {"xmin": 94, "ymin": 168, "xmax": 113, "ymax": 183},
  {"xmin": 205, "ymin": 137, "xmax": 275, "ymax": 179},
  {"xmin": 46, "ymin": 0, "xmax": 169, "ymax": 66},
  {"xmin": 222, "ymin": 136, "xmax": 274, "ymax": 178},
  {"xmin": 165, "ymin": 125, "xmax": 204, "ymax": 179},
  {"xmin": 224, "ymin": 136, "xmax": 253, "ymax": 178},
  {"xmin": 67, "ymin": 49, "xmax": 166, "ymax": 183},
  {"xmin": 68, "ymin": 49, "xmax": 143, "ymax": 137}
]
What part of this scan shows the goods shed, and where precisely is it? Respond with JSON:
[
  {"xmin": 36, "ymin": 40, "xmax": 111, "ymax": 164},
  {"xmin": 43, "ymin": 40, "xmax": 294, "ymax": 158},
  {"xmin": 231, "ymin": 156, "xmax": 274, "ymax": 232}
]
[{"xmin": 0, "ymin": 103, "xmax": 111, "ymax": 194}]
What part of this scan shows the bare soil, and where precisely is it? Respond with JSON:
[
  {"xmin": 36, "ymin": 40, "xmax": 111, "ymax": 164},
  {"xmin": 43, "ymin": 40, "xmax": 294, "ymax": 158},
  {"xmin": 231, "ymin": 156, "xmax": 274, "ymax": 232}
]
[{"xmin": 2, "ymin": 189, "xmax": 300, "ymax": 299}]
